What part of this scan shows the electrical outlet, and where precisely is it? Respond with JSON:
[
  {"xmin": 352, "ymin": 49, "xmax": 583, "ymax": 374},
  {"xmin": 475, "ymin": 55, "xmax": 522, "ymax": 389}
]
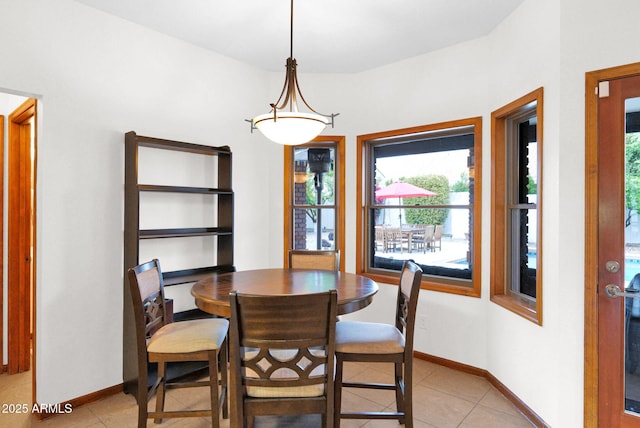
[{"xmin": 418, "ymin": 316, "xmax": 428, "ymax": 330}]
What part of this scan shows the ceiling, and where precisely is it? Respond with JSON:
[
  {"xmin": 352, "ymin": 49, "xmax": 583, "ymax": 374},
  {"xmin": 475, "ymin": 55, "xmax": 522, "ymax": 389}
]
[{"xmin": 73, "ymin": 0, "xmax": 525, "ymax": 73}]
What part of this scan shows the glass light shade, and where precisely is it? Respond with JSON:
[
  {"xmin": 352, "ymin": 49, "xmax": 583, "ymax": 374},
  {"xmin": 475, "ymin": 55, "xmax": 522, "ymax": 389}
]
[{"xmin": 253, "ymin": 111, "xmax": 328, "ymax": 145}]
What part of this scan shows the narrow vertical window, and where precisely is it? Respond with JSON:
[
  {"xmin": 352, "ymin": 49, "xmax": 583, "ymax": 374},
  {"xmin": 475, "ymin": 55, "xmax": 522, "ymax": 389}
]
[
  {"xmin": 508, "ymin": 118, "xmax": 538, "ymax": 299},
  {"xmin": 284, "ymin": 137, "xmax": 345, "ymax": 268},
  {"xmin": 491, "ymin": 88, "xmax": 543, "ymax": 324}
]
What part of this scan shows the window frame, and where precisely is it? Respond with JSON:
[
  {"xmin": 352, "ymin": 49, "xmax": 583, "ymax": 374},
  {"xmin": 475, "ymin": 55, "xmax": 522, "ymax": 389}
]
[
  {"xmin": 356, "ymin": 118, "xmax": 482, "ymax": 297},
  {"xmin": 490, "ymin": 87, "xmax": 544, "ymax": 325},
  {"xmin": 284, "ymin": 136, "xmax": 345, "ymax": 270}
]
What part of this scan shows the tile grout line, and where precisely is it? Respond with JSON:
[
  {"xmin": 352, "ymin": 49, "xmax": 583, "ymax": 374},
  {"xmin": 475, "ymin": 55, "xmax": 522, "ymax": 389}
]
[{"xmin": 455, "ymin": 386, "xmax": 492, "ymax": 428}]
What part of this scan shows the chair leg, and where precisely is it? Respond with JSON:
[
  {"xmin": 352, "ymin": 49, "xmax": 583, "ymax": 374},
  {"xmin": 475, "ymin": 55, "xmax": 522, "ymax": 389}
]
[
  {"xmin": 209, "ymin": 351, "xmax": 220, "ymax": 428},
  {"xmin": 394, "ymin": 362, "xmax": 405, "ymax": 424},
  {"xmin": 334, "ymin": 355, "xmax": 344, "ymax": 428},
  {"xmin": 402, "ymin": 360, "xmax": 414, "ymax": 428},
  {"xmin": 220, "ymin": 338, "xmax": 228, "ymax": 419},
  {"xmin": 155, "ymin": 362, "xmax": 167, "ymax": 424},
  {"xmin": 137, "ymin": 369, "xmax": 148, "ymax": 428}
]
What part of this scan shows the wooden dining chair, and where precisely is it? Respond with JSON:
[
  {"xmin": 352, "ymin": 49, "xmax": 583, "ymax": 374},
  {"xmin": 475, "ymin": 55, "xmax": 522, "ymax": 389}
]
[
  {"xmin": 127, "ymin": 259, "xmax": 229, "ymax": 428},
  {"xmin": 431, "ymin": 224, "xmax": 443, "ymax": 251},
  {"xmin": 288, "ymin": 249, "xmax": 340, "ymax": 271},
  {"xmin": 408, "ymin": 224, "xmax": 426, "ymax": 253},
  {"xmin": 229, "ymin": 289, "xmax": 338, "ymax": 427},
  {"xmin": 420, "ymin": 224, "xmax": 436, "ymax": 253},
  {"xmin": 333, "ymin": 260, "xmax": 423, "ymax": 427},
  {"xmin": 374, "ymin": 226, "xmax": 386, "ymax": 252}
]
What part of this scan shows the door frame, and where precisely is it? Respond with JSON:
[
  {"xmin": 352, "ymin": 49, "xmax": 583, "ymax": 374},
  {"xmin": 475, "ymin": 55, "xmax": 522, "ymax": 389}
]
[
  {"xmin": 0, "ymin": 114, "xmax": 3, "ymax": 372},
  {"xmin": 585, "ymin": 62, "xmax": 640, "ymax": 427}
]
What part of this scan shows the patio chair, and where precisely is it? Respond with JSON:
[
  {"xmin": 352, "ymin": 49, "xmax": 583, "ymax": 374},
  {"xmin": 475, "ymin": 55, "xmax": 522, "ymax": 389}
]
[
  {"xmin": 384, "ymin": 227, "xmax": 407, "ymax": 253},
  {"xmin": 431, "ymin": 224, "xmax": 443, "ymax": 251},
  {"xmin": 412, "ymin": 224, "xmax": 434, "ymax": 253},
  {"xmin": 374, "ymin": 226, "xmax": 386, "ymax": 252}
]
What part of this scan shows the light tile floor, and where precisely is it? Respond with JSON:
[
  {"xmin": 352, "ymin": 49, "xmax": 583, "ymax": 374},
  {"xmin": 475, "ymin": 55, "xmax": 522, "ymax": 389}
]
[{"xmin": 0, "ymin": 359, "xmax": 535, "ymax": 427}]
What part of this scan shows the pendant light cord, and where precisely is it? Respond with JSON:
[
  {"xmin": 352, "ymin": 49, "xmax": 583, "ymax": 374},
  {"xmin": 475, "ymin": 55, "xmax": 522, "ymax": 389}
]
[
  {"xmin": 245, "ymin": 0, "xmax": 338, "ymax": 138},
  {"xmin": 289, "ymin": 0, "xmax": 294, "ymax": 59}
]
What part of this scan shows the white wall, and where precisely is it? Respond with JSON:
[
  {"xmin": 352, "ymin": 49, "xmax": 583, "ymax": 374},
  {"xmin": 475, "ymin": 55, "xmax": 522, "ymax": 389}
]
[
  {"xmin": 337, "ymin": 0, "xmax": 640, "ymax": 426},
  {"xmin": 342, "ymin": 34, "xmax": 492, "ymax": 366},
  {"xmin": 0, "ymin": 0, "xmax": 281, "ymax": 405},
  {"xmin": 2, "ymin": 0, "xmax": 640, "ymax": 426},
  {"xmin": 485, "ymin": 0, "xmax": 565, "ymax": 424}
]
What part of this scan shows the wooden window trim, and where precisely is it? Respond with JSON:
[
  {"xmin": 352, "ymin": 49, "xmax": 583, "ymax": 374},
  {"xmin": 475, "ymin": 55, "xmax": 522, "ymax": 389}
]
[
  {"xmin": 490, "ymin": 87, "xmax": 544, "ymax": 325},
  {"xmin": 356, "ymin": 117, "xmax": 482, "ymax": 297},
  {"xmin": 283, "ymin": 136, "xmax": 345, "ymax": 271}
]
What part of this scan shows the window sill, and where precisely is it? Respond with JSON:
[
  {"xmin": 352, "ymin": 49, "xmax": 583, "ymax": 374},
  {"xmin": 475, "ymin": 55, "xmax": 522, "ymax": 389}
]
[
  {"xmin": 490, "ymin": 294, "xmax": 541, "ymax": 325},
  {"xmin": 360, "ymin": 270, "xmax": 480, "ymax": 298}
]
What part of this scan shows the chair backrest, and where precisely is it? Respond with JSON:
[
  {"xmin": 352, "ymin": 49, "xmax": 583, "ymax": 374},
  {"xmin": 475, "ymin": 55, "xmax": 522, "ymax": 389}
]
[
  {"xmin": 395, "ymin": 260, "xmax": 423, "ymax": 357},
  {"xmin": 375, "ymin": 226, "xmax": 385, "ymax": 241},
  {"xmin": 434, "ymin": 224, "xmax": 443, "ymax": 239},
  {"xmin": 127, "ymin": 259, "xmax": 169, "ymax": 347},
  {"xmin": 385, "ymin": 226, "xmax": 400, "ymax": 237},
  {"xmin": 289, "ymin": 249, "xmax": 340, "ymax": 271},
  {"xmin": 424, "ymin": 224, "xmax": 435, "ymax": 239},
  {"xmin": 410, "ymin": 225, "xmax": 425, "ymax": 239},
  {"xmin": 383, "ymin": 227, "xmax": 402, "ymax": 245},
  {"xmin": 229, "ymin": 290, "xmax": 338, "ymax": 402}
]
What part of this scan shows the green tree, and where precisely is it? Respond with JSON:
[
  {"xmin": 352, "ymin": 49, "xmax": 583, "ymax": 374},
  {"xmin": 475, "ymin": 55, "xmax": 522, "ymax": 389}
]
[
  {"xmin": 527, "ymin": 174, "xmax": 537, "ymax": 195},
  {"xmin": 305, "ymin": 169, "xmax": 334, "ymax": 223},
  {"xmin": 626, "ymin": 134, "xmax": 640, "ymax": 227},
  {"xmin": 403, "ymin": 175, "xmax": 450, "ymax": 225},
  {"xmin": 451, "ymin": 171, "xmax": 469, "ymax": 192}
]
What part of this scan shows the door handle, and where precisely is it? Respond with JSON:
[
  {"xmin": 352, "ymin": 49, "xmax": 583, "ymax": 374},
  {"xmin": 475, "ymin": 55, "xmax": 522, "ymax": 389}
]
[{"xmin": 605, "ymin": 284, "xmax": 640, "ymax": 298}]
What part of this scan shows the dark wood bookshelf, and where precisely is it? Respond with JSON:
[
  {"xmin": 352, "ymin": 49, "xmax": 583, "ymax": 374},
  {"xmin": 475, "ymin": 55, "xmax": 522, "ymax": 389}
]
[{"xmin": 123, "ymin": 131, "xmax": 234, "ymax": 397}]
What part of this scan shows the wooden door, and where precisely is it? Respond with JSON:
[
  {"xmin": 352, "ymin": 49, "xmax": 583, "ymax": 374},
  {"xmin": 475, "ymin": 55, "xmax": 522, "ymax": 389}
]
[
  {"xmin": 8, "ymin": 98, "xmax": 36, "ymax": 375},
  {"xmin": 586, "ymin": 64, "xmax": 640, "ymax": 426}
]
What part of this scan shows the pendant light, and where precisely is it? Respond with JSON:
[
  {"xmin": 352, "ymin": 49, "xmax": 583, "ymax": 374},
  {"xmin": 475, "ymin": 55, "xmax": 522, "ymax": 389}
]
[{"xmin": 248, "ymin": 0, "xmax": 338, "ymax": 145}]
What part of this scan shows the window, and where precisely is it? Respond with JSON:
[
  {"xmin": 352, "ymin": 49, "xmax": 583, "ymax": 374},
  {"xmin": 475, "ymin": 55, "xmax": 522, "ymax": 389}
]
[
  {"xmin": 357, "ymin": 118, "xmax": 482, "ymax": 297},
  {"xmin": 284, "ymin": 136, "xmax": 345, "ymax": 269},
  {"xmin": 491, "ymin": 88, "xmax": 543, "ymax": 324}
]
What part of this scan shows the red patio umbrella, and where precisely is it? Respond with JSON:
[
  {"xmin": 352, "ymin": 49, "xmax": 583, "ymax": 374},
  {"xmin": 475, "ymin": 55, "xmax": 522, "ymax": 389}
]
[
  {"xmin": 376, "ymin": 181, "xmax": 438, "ymax": 226},
  {"xmin": 376, "ymin": 181, "xmax": 438, "ymax": 199}
]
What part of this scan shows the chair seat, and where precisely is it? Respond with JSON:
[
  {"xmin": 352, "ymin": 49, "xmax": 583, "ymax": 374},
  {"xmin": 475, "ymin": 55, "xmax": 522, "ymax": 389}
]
[
  {"xmin": 148, "ymin": 318, "xmax": 229, "ymax": 354},
  {"xmin": 246, "ymin": 371, "xmax": 325, "ymax": 398},
  {"xmin": 335, "ymin": 321, "xmax": 405, "ymax": 354}
]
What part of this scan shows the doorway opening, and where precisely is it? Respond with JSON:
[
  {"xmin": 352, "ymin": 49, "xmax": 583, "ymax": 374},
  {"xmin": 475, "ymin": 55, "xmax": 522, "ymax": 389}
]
[{"xmin": 0, "ymin": 91, "xmax": 38, "ymax": 407}]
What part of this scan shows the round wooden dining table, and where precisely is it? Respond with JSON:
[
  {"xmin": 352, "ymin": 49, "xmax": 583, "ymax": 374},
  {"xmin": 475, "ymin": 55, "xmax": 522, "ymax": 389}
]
[{"xmin": 191, "ymin": 268, "xmax": 379, "ymax": 318}]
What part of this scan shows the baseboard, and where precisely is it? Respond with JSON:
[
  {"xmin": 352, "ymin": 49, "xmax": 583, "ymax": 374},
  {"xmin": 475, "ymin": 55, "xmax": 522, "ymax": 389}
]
[
  {"xmin": 414, "ymin": 351, "xmax": 549, "ymax": 428},
  {"xmin": 31, "ymin": 354, "xmax": 548, "ymax": 425},
  {"xmin": 33, "ymin": 383, "xmax": 123, "ymax": 421}
]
